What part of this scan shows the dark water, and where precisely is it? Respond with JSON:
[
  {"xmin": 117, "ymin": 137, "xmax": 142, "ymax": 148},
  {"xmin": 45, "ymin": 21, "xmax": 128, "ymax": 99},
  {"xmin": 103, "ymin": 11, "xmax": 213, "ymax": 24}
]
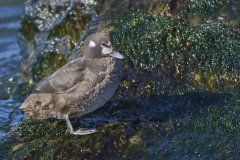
[{"xmin": 0, "ymin": 0, "xmax": 25, "ymax": 138}]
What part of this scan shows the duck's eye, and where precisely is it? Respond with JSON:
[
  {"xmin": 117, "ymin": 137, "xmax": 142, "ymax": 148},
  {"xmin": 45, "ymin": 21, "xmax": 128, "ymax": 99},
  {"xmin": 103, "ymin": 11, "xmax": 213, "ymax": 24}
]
[{"xmin": 101, "ymin": 42, "xmax": 108, "ymax": 48}]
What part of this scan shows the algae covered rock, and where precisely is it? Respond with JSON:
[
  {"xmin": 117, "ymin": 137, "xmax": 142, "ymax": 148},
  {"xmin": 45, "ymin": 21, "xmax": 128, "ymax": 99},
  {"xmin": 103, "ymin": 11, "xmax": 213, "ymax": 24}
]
[
  {"xmin": 93, "ymin": 0, "xmax": 240, "ymax": 32},
  {"xmin": 141, "ymin": 85, "xmax": 240, "ymax": 159},
  {"xmin": 0, "ymin": 119, "xmax": 140, "ymax": 159},
  {"xmin": 0, "ymin": 122, "xmax": 146, "ymax": 159},
  {"xmin": 18, "ymin": 0, "xmax": 91, "ymax": 83},
  {"xmin": 110, "ymin": 13, "xmax": 239, "ymax": 102},
  {"xmin": 150, "ymin": 0, "xmax": 240, "ymax": 31},
  {"xmin": 1, "ymin": 90, "xmax": 233, "ymax": 159}
]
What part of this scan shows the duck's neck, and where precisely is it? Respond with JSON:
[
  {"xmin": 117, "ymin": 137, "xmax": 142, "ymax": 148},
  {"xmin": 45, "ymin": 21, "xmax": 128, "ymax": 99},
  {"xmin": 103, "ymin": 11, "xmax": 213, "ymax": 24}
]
[{"xmin": 83, "ymin": 48, "xmax": 101, "ymax": 59}]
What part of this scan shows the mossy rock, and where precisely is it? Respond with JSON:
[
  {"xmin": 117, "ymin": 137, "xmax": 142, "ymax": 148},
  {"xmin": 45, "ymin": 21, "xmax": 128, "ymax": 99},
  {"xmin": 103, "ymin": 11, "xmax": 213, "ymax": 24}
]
[
  {"xmin": 48, "ymin": 3, "xmax": 91, "ymax": 41},
  {"xmin": 150, "ymin": 0, "xmax": 240, "ymax": 31},
  {"xmin": 1, "ymin": 90, "xmax": 238, "ymax": 159},
  {"xmin": 18, "ymin": 1, "xmax": 91, "ymax": 83},
  {"xmin": 110, "ymin": 13, "xmax": 239, "ymax": 99},
  {"xmin": 0, "ymin": 119, "xmax": 147, "ymax": 159},
  {"xmin": 0, "ymin": 90, "xmax": 234, "ymax": 159},
  {"xmin": 18, "ymin": 18, "xmax": 39, "ymax": 44},
  {"xmin": 93, "ymin": 0, "xmax": 240, "ymax": 31},
  {"xmin": 142, "ymin": 87, "xmax": 240, "ymax": 159}
]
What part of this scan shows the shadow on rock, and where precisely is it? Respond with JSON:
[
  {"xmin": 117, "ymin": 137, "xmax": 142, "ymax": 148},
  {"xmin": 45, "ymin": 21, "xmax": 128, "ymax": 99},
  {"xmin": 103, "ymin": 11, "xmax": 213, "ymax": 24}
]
[{"xmin": 77, "ymin": 92, "xmax": 232, "ymax": 128}]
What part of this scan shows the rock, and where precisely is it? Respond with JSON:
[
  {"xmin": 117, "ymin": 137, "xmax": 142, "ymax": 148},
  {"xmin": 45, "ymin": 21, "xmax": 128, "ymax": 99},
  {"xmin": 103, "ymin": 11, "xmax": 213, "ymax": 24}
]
[
  {"xmin": 0, "ymin": 91, "xmax": 235, "ymax": 159},
  {"xmin": 111, "ymin": 13, "xmax": 240, "ymax": 99},
  {"xmin": 18, "ymin": 0, "xmax": 91, "ymax": 83}
]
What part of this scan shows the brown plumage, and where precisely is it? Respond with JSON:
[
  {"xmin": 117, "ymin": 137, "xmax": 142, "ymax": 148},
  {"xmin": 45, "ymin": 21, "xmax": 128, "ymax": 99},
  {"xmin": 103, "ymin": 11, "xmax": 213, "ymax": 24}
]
[{"xmin": 20, "ymin": 32, "xmax": 124, "ymax": 135}]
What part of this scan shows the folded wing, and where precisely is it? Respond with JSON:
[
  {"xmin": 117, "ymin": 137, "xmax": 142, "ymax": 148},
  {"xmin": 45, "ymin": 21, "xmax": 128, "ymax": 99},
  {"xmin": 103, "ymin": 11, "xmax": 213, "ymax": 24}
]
[{"xmin": 35, "ymin": 58, "xmax": 86, "ymax": 93}]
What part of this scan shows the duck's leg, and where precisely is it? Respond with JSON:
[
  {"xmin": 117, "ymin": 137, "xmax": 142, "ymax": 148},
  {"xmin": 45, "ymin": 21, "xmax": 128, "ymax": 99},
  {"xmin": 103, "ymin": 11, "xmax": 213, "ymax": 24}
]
[{"xmin": 65, "ymin": 115, "xmax": 97, "ymax": 135}]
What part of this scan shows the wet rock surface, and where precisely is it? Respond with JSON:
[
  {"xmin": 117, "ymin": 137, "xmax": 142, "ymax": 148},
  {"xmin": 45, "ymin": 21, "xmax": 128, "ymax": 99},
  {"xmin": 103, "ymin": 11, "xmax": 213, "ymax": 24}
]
[
  {"xmin": 0, "ymin": 91, "xmax": 235, "ymax": 159},
  {"xmin": 18, "ymin": 0, "xmax": 91, "ymax": 82},
  {"xmin": 112, "ymin": 13, "xmax": 240, "ymax": 97},
  {"xmin": 1, "ymin": 0, "xmax": 240, "ymax": 159}
]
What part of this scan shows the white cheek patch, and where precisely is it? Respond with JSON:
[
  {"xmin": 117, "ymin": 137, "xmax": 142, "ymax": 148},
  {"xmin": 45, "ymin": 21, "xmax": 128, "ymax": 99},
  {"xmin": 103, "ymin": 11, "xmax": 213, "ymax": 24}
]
[
  {"xmin": 102, "ymin": 47, "xmax": 112, "ymax": 55},
  {"xmin": 89, "ymin": 40, "xmax": 96, "ymax": 48},
  {"xmin": 107, "ymin": 41, "xmax": 111, "ymax": 46}
]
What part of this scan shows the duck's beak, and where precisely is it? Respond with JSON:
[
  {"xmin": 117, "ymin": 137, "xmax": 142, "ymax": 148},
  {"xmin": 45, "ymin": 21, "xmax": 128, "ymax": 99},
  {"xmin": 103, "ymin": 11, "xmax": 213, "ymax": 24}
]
[
  {"xmin": 102, "ymin": 46, "xmax": 124, "ymax": 59},
  {"xmin": 108, "ymin": 51, "xmax": 124, "ymax": 59}
]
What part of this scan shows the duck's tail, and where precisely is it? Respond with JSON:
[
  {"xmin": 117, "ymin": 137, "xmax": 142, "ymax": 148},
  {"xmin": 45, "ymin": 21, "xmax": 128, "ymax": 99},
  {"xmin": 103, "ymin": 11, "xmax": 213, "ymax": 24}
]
[{"xmin": 20, "ymin": 93, "xmax": 57, "ymax": 119}]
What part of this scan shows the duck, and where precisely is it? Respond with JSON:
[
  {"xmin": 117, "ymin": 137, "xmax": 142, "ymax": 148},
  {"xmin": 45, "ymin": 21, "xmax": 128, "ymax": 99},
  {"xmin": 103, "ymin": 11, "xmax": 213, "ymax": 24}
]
[{"xmin": 20, "ymin": 32, "xmax": 124, "ymax": 135}]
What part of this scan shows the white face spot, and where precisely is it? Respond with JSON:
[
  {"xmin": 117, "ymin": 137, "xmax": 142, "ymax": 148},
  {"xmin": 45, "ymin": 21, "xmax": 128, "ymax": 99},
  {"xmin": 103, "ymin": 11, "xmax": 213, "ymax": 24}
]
[
  {"xmin": 89, "ymin": 40, "xmax": 96, "ymax": 48},
  {"xmin": 102, "ymin": 47, "xmax": 113, "ymax": 55},
  {"xmin": 107, "ymin": 41, "xmax": 111, "ymax": 46}
]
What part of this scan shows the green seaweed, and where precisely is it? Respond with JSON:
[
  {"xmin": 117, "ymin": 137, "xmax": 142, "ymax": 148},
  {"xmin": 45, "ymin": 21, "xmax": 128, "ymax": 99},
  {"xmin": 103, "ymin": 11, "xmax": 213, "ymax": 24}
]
[
  {"xmin": 150, "ymin": 0, "xmax": 240, "ymax": 30},
  {"xmin": 48, "ymin": 3, "xmax": 91, "ymax": 41},
  {"xmin": 111, "ymin": 13, "xmax": 240, "ymax": 93},
  {"xmin": 142, "ymin": 86, "xmax": 240, "ymax": 159},
  {"xmin": 30, "ymin": 51, "xmax": 67, "ymax": 82},
  {"xmin": 18, "ymin": 2, "xmax": 91, "ymax": 83},
  {"xmin": 18, "ymin": 18, "xmax": 39, "ymax": 44},
  {"xmin": 0, "ymin": 90, "xmax": 238, "ymax": 159},
  {"xmin": 0, "ymin": 120, "xmax": 145, "ymax": 159}
]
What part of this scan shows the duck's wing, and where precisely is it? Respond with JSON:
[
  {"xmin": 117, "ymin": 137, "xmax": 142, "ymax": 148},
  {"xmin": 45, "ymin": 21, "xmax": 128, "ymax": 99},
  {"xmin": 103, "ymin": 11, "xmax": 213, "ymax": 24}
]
[{"xmin": 35, "ymin": 58, "xmax": 87, "ymax": 93}]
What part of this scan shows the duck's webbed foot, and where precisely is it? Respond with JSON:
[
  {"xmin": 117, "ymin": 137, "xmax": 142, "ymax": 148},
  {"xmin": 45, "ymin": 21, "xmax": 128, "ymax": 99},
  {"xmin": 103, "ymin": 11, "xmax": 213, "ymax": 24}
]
[
  {"xmin": 71, "ymin": 128, "xmax": 98, "ymax": 135},
  {"xmin": 65, "ymin": 115, "xmax": 98, "ymax": 135}
]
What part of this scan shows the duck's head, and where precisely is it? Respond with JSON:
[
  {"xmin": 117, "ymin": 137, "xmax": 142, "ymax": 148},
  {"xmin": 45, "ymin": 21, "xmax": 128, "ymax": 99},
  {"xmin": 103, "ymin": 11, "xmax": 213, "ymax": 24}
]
[{"xmin": 84, "ymin": 32, "xmax": 124, "ymax": 59}]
